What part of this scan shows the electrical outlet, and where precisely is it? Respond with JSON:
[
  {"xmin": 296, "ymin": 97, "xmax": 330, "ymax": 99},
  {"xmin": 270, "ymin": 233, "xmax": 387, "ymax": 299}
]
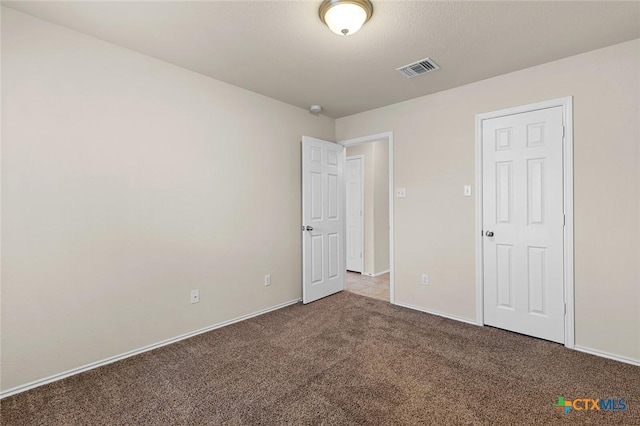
[
  {"xmin": 396, "ymin": 187, "xmax": 406, "ymax": 198},
  {"xmin": 190, "ymin": 289, "xmax": 199, "ymax": 304},
  {"xmin": 264, "ymin": 274, "xmax": 271, "ymax": 287},
  {"xmin": 421, "ymin": 274, "xmax": 429, "ymax": 286}
]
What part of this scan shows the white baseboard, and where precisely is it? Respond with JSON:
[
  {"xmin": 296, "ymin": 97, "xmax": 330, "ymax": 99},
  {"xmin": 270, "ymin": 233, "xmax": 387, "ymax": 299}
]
[
  {"xmin": 361, "ymin": 270, "xmax": 390, "ymax": 278},
  {"xmin": 573, "ymin": 345, "xmax": 640, "ymax": 367},
  {"xmin": 395, "ymin": 304, "xmax": 640, "ymax": 367},
  {"xmin": 393, "ymin": 301, "xmax": 478, "ymax": 326},
  {"xmin": 0, "ymin": 298, "xmax": 301, "ymax": 399},
  {"xmin": 6, "ymin": 297, "xmax": 635, "ymax": 399}
]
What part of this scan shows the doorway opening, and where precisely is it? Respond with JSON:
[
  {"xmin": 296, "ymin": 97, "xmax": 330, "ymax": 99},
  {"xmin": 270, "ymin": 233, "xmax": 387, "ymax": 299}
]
[{"xmin": 340, "ymin": 132, "xmax": 394, "ymax": 303}]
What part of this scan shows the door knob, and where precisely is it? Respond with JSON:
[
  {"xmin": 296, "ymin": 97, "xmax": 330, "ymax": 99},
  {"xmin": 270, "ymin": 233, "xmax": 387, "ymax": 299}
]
[
  {"xmin": 306, "ymin": 226, "xmax": 314, "ymax": 231},
  {"xmin": 486, "ymin": 230, "xmax": 494, "ymax": 237}
]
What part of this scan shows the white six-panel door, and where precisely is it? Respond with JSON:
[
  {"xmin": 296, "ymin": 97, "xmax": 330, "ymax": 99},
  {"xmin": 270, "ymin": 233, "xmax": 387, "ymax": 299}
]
[
  {"xmin": 345, "ymin": 156, "xmax": 364, "ymax": 273},
  {"xmin": 302, "ymin": 136, "xmax": 345, "ymax": 304},
  {"xmin": 482, "ymin": 106, "xmax": 565, "ymax": 343}
]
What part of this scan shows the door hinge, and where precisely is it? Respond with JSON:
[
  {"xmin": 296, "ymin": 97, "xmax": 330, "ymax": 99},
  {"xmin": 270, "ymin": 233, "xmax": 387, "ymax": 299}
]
[
  {"xmin": 563, "ymin": 214, "xmax": 566, "ymax": 227},
  {"xmin": 562, "ymin": 126, "xmax": 565, "ymax": 139},
  {"xmin": 564, "ymin": 303, "xmax": 567, "ymax": 315}
]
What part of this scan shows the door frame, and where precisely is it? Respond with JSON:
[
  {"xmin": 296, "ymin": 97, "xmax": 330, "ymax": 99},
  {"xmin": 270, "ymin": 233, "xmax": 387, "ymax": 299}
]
[
  {"xmin": 346, "ymin": 155, "xmax": 365, "ymax": 273},
  {"xmin": 474, "ymin": 97, "xmax": 575, "ymax": 348},
  {"xmin": 339, "ymin": 132, "xmax": 395, "ymax": 303}
]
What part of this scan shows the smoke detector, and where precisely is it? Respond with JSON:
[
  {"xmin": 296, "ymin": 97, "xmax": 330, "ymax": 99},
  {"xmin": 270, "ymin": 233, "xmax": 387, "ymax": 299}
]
[
  {"xmin": 396, "ymin": 57, "xmax": 440, "ymax": 79},
  {"xmin": 310, "ymin": 105, "xmax": 322, "ymax": 113}
]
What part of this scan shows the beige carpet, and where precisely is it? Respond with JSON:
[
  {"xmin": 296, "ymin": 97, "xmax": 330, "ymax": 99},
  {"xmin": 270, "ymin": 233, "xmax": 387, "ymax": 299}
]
[{"xmin": 2, "ymin": 292, "xmax": 638, "ymax": 425}]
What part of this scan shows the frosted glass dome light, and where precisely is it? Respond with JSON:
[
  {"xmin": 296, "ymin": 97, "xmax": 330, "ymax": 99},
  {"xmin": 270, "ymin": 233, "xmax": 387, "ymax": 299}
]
[{"xmin": 320, "ymin": 0, "xmax": 373, "ymax": 36}]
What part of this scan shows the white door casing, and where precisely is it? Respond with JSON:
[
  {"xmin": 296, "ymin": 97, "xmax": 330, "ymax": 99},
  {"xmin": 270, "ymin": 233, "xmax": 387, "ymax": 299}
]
[
  {"xmin": 302, "ymin": 136, "xmax": 345, "ymax": 304},
  {"xmin": 482, "ymin": 106, "xmax": 566, "ymax": 344},
  {"xmin": 346, "ymin": 156, "xmax": 364, "ymax": 273}
]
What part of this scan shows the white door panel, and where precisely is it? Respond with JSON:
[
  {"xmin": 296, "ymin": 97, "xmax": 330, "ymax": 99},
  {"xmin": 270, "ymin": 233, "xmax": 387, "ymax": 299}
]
[
  {"xmin": 345, "ymin": 156, "xmax": 363, "ymax": 272},
  {"xmin": 483, "ymin": 106, "xmax": 565, "ymax": 343},
  {"xmin": 302, "ymin": 136, "xmax": 345, "ymax": 304}
]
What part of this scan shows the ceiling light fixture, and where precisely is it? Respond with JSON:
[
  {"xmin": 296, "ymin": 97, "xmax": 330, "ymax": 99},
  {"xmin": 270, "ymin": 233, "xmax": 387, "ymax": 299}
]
[{"xmin": 319, "ymin": 0, "xmax": 373, "ymax": 36}]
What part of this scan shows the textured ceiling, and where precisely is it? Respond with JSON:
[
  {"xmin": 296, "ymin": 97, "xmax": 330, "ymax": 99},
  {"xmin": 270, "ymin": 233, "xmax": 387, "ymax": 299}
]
[{"xmin": 4, "ymin": 1, "xmax": 640, "ymax": 118}]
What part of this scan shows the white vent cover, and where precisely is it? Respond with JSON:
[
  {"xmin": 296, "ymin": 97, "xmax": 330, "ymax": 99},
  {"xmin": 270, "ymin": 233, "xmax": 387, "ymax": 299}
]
[{"xmin": 396, "ymin": 58, "xmax": 440, "ymax": 79}]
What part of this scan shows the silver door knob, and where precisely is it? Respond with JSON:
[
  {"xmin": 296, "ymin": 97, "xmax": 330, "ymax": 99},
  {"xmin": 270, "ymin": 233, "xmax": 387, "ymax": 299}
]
[
  {"xmin": 306, "ymin": 226, "xmax": 314, "ymax": 231},
  {"xmin": 486, "ymin": 230, "xmax": 494, "ymax": 237}
]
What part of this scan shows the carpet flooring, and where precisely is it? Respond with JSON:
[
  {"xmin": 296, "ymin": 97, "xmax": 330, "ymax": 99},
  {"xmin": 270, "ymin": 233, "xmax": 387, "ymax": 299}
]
[{"xmin": 1, "ymin": 292, "xmax": 639, "ymax": 425}]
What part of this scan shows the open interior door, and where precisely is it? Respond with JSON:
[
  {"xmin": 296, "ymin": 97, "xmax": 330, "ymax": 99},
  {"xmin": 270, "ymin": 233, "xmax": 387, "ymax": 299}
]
[{"xmin": 302, "ymin": 136, "xmax": 345, "ymax": 303}]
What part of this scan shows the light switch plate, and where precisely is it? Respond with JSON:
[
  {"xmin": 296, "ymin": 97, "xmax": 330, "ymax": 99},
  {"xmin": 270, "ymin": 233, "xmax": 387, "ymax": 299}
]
[
  {"xmin": 464, "ymin": 185, "xmax": 472, "ymax": 197},
  {"xmin": 396, "ymin": 188, "xmax": 406, "ymax": 198}
]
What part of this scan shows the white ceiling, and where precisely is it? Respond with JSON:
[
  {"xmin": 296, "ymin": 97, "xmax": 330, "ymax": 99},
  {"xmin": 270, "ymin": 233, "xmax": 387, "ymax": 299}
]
[{"xmin": 4, "ymin": 1, "xmax": 640, "ymax": 118}]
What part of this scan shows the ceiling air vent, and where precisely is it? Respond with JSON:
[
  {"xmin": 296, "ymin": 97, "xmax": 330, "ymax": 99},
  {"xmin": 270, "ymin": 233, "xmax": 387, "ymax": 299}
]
[{"xmin": 396, "ymin": 57, "xmax": 440, "ymax": 79}]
